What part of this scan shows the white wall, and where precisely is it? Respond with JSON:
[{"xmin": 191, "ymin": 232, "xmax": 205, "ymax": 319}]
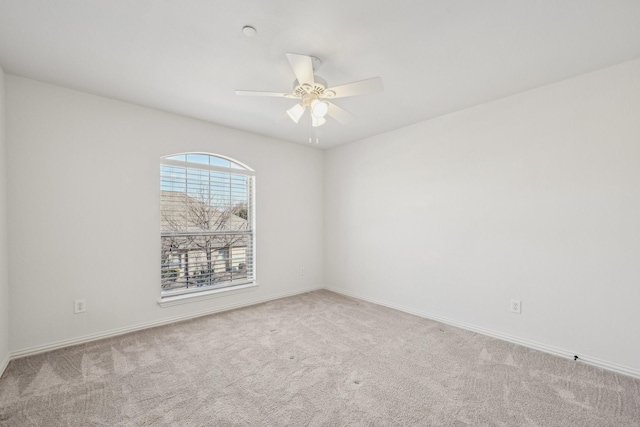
[
  {"xmin": 6, "ymin": 76, "xmax": 324, "ymax": 353},
  {"xmin": 0, "ymin": 66, "xmax": 9, "ymax": 372},
  {"xmin": 5, "ymin": 59, "xmax": 640, "ymax": 377},
  {"xmin": 325, "ymin": 59, "xmax": 640, "ymax": 375}
]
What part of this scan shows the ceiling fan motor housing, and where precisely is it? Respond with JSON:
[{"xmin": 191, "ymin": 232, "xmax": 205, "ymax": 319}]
[{"xmin": 293, "ymin": 76, "xmax": 332, "ymax": 98}]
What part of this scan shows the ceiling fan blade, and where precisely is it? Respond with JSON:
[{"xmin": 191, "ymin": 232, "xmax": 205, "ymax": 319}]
[
  {"xmin": 235, "ymin": 90, "xmax": 296, "ymax": 98},
  {"xmin": 327, "ymin": 102, "xmax": 354, "ymax": 124},
  {"xmin": 325, "ymin": 77, "xmax": 383, "ymax": 99},
  {"xmin": 286, "ymin": 53, "xmax": 315, "ymax": 86}
]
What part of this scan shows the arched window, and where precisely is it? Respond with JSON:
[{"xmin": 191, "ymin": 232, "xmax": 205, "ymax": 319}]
[{"xmin": 160, "ymin": 153, "xmax": 255, "ymax": 300}]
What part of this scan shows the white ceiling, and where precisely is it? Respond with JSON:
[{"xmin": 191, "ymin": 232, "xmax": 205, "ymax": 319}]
[{"xmin": 1, "ymin": 1, "xmax": 640, "ymax": 149}]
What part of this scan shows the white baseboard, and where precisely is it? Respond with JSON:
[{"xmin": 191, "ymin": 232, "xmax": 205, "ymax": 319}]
[
  {"xmin": 10, "ymin": 284, "xmax": 639, "ymax": 381},
  {"xmin": 0, "ymin": 352, "xmax": 9, "ymax": 378},
  {"xmin": 9, "ymin": 285, "xmax": 323, "ymax": 360},
  {"xmin": 324, "ymin": 286, "xmax": 640, "ymax": 380}
]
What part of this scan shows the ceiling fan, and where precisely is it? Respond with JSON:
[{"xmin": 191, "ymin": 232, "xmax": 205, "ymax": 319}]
[{"xmin": 235, "ymin": 53, "xmax": 383, "ymax": 129}]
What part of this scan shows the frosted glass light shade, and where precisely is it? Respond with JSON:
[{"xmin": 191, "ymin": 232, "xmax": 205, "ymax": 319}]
[
  {"xmin": 312, "ymin": 116, "xmax": 326, "ymax": 127},
  {"xmin": 287, "ymin": 104, "xmax": 305, "ymax": 123},
  {"xmin": 311, "ymin": 100, "xmax": 329, "ymax": 118}
]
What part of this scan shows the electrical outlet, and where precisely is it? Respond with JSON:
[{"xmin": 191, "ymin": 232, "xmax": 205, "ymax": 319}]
[
  {"xmin": 510, "ymin": 299, "xmax": 521, "ymax": 314},
  {"xmin": 299, "ymin": 267, "xmax": 304, "ymax": 276},
  {"xmin": 74, "ymin": 299, "xmax": 86, "ymax": 314}
]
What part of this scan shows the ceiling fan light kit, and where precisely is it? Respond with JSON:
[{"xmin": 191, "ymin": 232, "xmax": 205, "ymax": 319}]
[{"xmin": 236, "ymin": 53, "xmax": 383, "ymax": 143}]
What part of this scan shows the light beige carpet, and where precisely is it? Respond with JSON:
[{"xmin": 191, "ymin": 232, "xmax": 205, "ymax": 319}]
[{"xmin": 1, "ymin": 290, "xmax": 639, "ymax": 426}]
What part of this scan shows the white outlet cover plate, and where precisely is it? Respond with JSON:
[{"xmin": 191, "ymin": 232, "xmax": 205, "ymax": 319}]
[
  {"xmin": 510, "ymin": 299, "xmax": 521, "ymax": 314},
  {"xmin": 74, "ymin": 299, "xmax": 86, "ymax": 313}
]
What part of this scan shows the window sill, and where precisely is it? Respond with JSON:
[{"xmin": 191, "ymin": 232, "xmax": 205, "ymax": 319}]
[{"xmin": 158, "ymin": 282, "xmax": 258, "ymax": 307}]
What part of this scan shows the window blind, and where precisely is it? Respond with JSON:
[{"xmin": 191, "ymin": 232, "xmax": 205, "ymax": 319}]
[{"xmin": 160, "ymin": 155, "xmax": 254, "ymax": 295}]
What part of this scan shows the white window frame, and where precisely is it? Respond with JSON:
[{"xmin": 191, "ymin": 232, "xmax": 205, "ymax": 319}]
[{"xmin": 158, "ymin": 153, "xmax": 256, "ymax": 306}]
